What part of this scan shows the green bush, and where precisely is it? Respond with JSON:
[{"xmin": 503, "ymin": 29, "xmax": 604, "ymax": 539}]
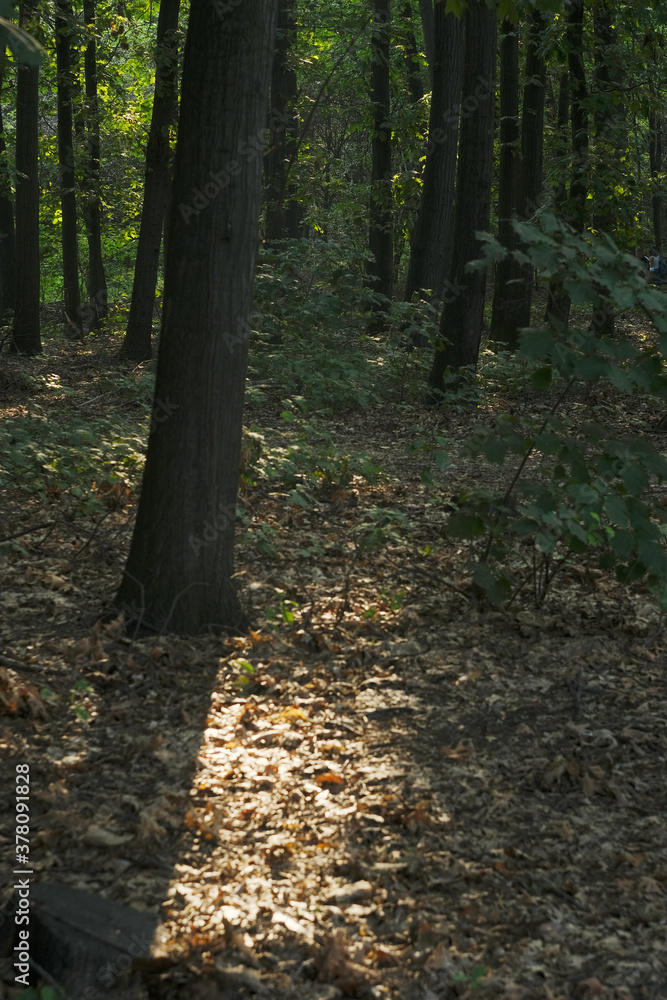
[{"xmin": 444, "ymin": 214, "xmax": 667, "ymax": 607}]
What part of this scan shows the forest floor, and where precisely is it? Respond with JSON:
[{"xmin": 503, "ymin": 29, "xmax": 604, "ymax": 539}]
[{"xmin": 1, "ymin": 321, "xmax": 667, "ymax": 1000}]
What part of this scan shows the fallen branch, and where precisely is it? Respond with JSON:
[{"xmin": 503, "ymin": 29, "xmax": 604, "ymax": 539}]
[{"xmin": 0, "ymin": 520, "xmax": 57, "ymax": 543}]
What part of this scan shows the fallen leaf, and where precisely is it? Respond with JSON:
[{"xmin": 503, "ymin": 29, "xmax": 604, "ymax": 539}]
[
  {"xmin": 442, "ymin": 742, "xmax": 474, "ymax": 760},
  {"xmin": 84, "ymin": 825, "xmax": 133, "ymax": 847}
]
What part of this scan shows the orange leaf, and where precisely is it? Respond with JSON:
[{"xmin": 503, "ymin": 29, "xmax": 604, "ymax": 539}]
[{"xmin": 316, "ymin": 772, "xmax": 345, "ymax": 787}]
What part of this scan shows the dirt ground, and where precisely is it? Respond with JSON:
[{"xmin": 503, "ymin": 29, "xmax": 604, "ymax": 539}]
[{"xmin": 1, "ymin": 335, "xmax": 666, "ymax": 1000}]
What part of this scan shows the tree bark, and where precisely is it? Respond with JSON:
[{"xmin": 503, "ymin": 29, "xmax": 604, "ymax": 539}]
[
  {"xmin": 507, "ymin": 6, "xmax": 546, "ymax": 338},
  {"xmin": 649, "ymin": 110, "xmax": 662, "ymax": 252},
  {"xmin": 265, "ymin": 0, "xmax": 301, "ymax": 243},
  {"xmin": 401, "ymin": 2, "xmax": 423, "ymax": 104},
  {"xmin": 0, "ymin": 46, "xmax": 15, "ymax": 320},
  {"xmin": 366, "ymin": 0, "xmax": 393, "ymax": 309},
  {"xmin": 12, "ymin": 0, "xmax": 41, "ymax": 355},
  {"xmin": 489, "ymin": 18, "xmax": 521, "ymax": 348},
  {"xmin": 404, "ymin": 2, "xmax": 463, "ymax": 304},
  {"xmin": 55, "ymin": 0, "xmax": 81, "ymax": 337},
  {"xmin": 120, "ymin": 0, "xmax": 181, "ymax": 360},
  {"xmin": 418, "ymin": 0, "xmax": 434, "ymax": 85},
  {"xmin": 82, "ymin": 0, "xmax": 108, "ymax": 329},
  {"xmin": 567, "ymin": 0, "xmax": 588, "ymax": 231},
  {"xmin": 116, "ymin": 0, "xmax": 278, "ymax": 635},
  {"xmin": 547, "ymin": 0, "xmax": 588, "ymax": 330},
  {"xmin": 428, "ymin": 0, "xmax": 495, "ymax": 391}
]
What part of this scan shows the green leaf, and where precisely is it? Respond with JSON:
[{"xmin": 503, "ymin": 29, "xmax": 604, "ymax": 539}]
[
  {"xmin": 530, "ymin": 365, "xmax": 552, "ymax": 389},
  {"xmin": 472, "ymin": 562, "xmax": 512, "ymax": 604},
  {"xmin": 0, "ymin": 17, "xmax": 43, "ymax": 66},
  {"xmin": 518, "ymin": 328, "xmax": 555, "ymax": 360},
  {"xmin": 447, "ymin": 512, "xmax": 487, "ymax": 539}
]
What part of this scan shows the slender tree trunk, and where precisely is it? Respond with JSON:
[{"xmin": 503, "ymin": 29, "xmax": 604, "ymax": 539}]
[
  {"xmin": 649, "ymin": 110, "xmax": 662, "ymax": 252},
  {"xmin": 265, "ymin": 0, "xmax": 301, "ymax": 243},
  {"xmin": 429, "ymin": 0, "xmax": 496, "ymax": 391},
  {"xmin": 401, "ymin": 2, "xmax": 423, "ymax": 104},
  {"xmin": 120, "ymin": 0, "xmax": 180, "ymax": 360},
  {"xmin": 0, "ymin": 47, "xmax": 15, "ymax": 320},
  {"xmin": 547, "ymin": 0, "xmax": 588, "ymax": 330},
  {"xmin": 567, "ymin": 0, "xmax": 588, "ymax": 231},
  {"xmin": 55, "ymin": 0, "xmax": 81, "ymax": 337},
  {"xmin": 544, "ymin": 70, "xmax": 570, "ymax": 326},
  {"xmin": 116, "ymin": 1, "xmax": 278, "ymax": 635},
  {"xmin": 12, "ymin": 0, "xmax": 41, "ymax": 355},
  {"xmin": 82, "ymin": 0, "xmax": 108, "ymax": 329},
  {"xmin": 510, "ymin": 6, "xmax": 546, "ymax": 336},
  {"xmin": 553, "ymin": 70, "xmax": 569, "ymax": 213},
  {"xmin": 489, "ymin": 19, "xmax": 521, "ymax": 348},
  {"xmin": 590, "ymin": 1, "xmax": 623, "ymax": 334},
  {"xmin": 404, "ymin": 2, "xmax": 462, "ymax": 304},
  {"xmin": 418, "ymin": 0, "xmax": 434, "ymax": 85},
  {"xmin": 366, "ymin": 0, "xmax": 393, "ymax": 309}
]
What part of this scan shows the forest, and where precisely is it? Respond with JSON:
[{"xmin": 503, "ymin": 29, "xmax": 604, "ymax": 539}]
[{"xmin": 1, "ymin": 0, "xmax": 667, "ymax": 997}]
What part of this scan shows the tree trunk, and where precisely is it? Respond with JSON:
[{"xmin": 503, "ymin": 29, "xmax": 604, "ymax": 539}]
[
  {"xmin": 428, "ymin": 0, "xmax": 495, "ymax": 392},
  {"xmin": 366, "ymin": 0, "xmax": 393, "ymax": 309},
  {"xmin": 0, "ymin": 46, "xmax": 15, "ymax": 320},
  {"xmin": 567, "ymin": 0, "xmax": 588, "ymax": 231},
  {"xmin": 82, "ymin": 0, "xmax": 108, "ymax": 329},
  {"xmin": 120, "ymin": 0, "xmax": 180, "ymax": 360},
  {"xmin": 116, "ymin": 0, "xmax": 278, "ymax": 636},
  {"xmin": 547, "ymin": 0, "xmax": 588, "ymax": 330},
  {"xmin": 404, "ymin": 2, "xmax": 463, "ymax": 304},
  {"xmin": 55, "ymin": 0, "xmax": 81, "ymax": 337},
  {"xmin": 264, "ymin": 0, "xmax": 301, "ymax": 243},
  {"xmin": 649, "ymin": 110, "xmax": 662, "ymax": 252},
  {"xmin": 12, "ymin": 0, "xmax": 41, "ymax": 355},
  {"xmin": 418, "ymin": 0, "xmax": 434, "ymax": 85},
  {"xmin": 553, "ymin": 70, "xmax": 569, "ymax": 213},
  {"xmin": 508, "ymin": 6, "xmax": 546, "ymax": 338},
  {"xmin": 401, "ymin": 2, "xmax": 423, "ymax": 104},
  {"xmin": 489, "ymin": 18, "xmax": 521, "ymax": 349}
]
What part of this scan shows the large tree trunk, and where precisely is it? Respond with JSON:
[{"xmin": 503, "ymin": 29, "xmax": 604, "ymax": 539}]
[
  {"xmin": 116, "ymin": 0, "xmax": 278, "ymax": 635},
  {"xmin": 264, "ymin": 0, "xmax": 301, "ymax": 243},
  {"xmin": 0, "ymin": 46, "xmax": 15, "ymax": 320},
  {"xmin": 12, "ymin": 0, "xmax": 41, "ymax": 355},
  {"xmin": 82, "ymin": 0, "xmax": 108, "ymax": 329},
  {"xmin": 55, "ymin": 0, "xmax": 81, "ymax": 337},
  {"xmin": 366, "ymin": 0, "xmax": 393, "ymax": 309},
  {"xmin": 120, "ymin": 0, "xmax": 180, "ymax": 360},
  {"xmin": 489, "ymin": 18, "xmax": 521, "ymax": 349},
  {"xmin": 403, "ymin": 2, "xmax": 463, "ymax": 304},
  {"xmin": 428, "ymin": 0, "xmax": 495, "ymax": 392}
]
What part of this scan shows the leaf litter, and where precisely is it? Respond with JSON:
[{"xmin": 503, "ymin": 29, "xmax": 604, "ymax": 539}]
[{"xmin": 0, "ymin": 345, "xmax": 666, "ymax": 1000}]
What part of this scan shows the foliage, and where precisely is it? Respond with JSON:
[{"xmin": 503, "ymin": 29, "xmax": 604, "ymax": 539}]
[
  {"xmin": 263, "ymin": 407, "xmax": 381, "ymax": 499},
  {"xmin": 0, "ymin": 364, "xmax": 150, "ymax": 514},
  {"xmin": 445, "ymin": 215, "xmax": 667, "ymax": 607}
]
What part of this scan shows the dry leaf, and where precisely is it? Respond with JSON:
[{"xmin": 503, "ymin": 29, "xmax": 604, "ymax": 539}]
[
  {"xmin": 442, "ymin": 742, "xmax": 474, "ymax": 760},
  {"xmin": 84, "ymin": 825, "xmax": 133, "ymax": 847}
]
